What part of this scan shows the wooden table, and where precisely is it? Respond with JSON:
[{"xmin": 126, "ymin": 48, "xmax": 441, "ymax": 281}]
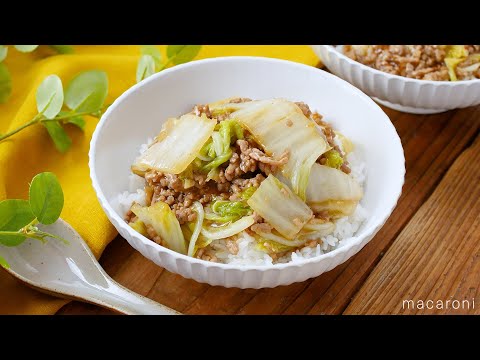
[{"xmin": 57, "ymin": 102, "xmax": 480, "ymax": 315}]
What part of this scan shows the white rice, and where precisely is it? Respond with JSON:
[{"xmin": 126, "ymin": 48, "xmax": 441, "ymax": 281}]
[
  {"xmin": 110, "ymin": 137, "xmax": 153, "ymax": 216},
  {"xmin": 113, "ymin": 135, "xmax": 368, "ymax": 266}
]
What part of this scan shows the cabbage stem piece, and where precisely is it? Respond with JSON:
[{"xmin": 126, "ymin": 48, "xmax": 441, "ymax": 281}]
[
  {"xmin": 131, "ymin": 202, "xmax": 187, "ymax": 254},
  {"xmin": 132, "ymin": 114, "xmax": 216, "ymax": 175},
  {"xmin": 301, "ymin": 219, "xmax": 335, "ymax": 236},
  {"xmin": 253, "ymin": 220, "xmax": 335, "ymax": 250},
  {"xmin": 187, "ymin": 202, "xmax": 204, "ymax": 257},
  {"xmin": 444, "ymin": 45, "xmax": 468, "ymax": 82},
  {"xmin": 445, "ymin": 58, "xmax": 463, "ymax": 81},
  {"xmin": 129, "ymin": 219, "xmax": 148, "ymax": 237},
  {"xmin": 219, "ymin": 99, "xmax": 330, "ymax": 199},
  {"xmin": 201, "ymin": 215, "xmax": 255, "ymax": 240},
  {"xmin": 306, "ymin": 164, "xmax": 363, "ymax": 217},
  {"xmin": 248, "ymin": 174, "xmax": 313, "ymax": 239},
  {"xmin": 255, "ymin": 239, "xmax": 295, "ymax": 254},
  {"xmin": 252, "ymin": 229, "xmax": 309, "ymax": 247}
]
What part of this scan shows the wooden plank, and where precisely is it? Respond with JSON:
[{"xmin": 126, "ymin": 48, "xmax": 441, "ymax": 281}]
[
  {"xmin": 57, "ymin": 105, "xmax": 480, "ymax": 315},
  {"xmin": 345, "ymin": 135, "xmax": 480, "ymax": 314}
]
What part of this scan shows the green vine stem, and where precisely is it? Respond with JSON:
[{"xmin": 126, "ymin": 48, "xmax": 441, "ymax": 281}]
[{"xmin": 0, "ymin": 107, "xmax": 107, "ymax": 142}]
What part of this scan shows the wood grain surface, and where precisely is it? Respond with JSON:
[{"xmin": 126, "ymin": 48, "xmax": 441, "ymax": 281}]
[
  {"xmin": 57, "ymin": 104, "xmax": 480, "ymax": 315},
  {"xmin": 345, "ymin": 135, "xmax": 480, "ymax": 314}
]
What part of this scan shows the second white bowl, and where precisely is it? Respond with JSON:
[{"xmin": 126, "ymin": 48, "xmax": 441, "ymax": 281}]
[
  {"xmin": 89, "ymin": 56, "xmax": 405, "ymax": 288},
  {"xmin": 312, "ymin": 45, "xmax": 480, "ymax": 114}
]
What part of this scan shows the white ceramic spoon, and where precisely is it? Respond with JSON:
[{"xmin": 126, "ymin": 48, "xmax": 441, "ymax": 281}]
[{"xmin": 1, "ymin": 219, "xmax": 180, "ymax": 315}]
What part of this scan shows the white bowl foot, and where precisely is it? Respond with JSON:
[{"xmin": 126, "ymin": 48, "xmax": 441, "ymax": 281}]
[{"xmin": 372, "ymin": 97, "xmax": 450, "ymax": 115}]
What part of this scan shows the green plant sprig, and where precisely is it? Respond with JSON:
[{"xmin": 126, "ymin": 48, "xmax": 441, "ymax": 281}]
[
  {"xmin": 0, "ymin": 45, "xmax": 74, "ymax": 104},
  {"xmin": 0, "ymin": 70, "xmax": 109, "ymax": 153},
  {"xmin": 0, "ymin": 172, "xmax": 67, "ymax": 269},
  {"xmin": 136, "ymin": 45, "xmax": 202, "ymax": 83}
]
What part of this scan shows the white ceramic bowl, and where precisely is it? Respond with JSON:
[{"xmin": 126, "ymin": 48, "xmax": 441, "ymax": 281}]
[
  {"xmin": 89, "ymin": 56, "xmax": 405, "ymax": 289},
  {"xmin": 312, "ymin": 45, "xmax": 480, "ymax": 114}
]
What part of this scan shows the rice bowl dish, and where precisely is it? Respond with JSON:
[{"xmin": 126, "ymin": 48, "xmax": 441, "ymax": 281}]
[
  {"xmin": 90, "ymin": 56, "xmax": 405, "ymax": 288},
  {"xmin": 312, "ymin": 46, "xmax": 480, "ymax": 114},
  {"xmin": 112, "ymin": 97, "xmax": 368, "ymax": 266}
]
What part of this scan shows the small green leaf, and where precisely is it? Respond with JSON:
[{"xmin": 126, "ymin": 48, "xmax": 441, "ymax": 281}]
[
  {"xmin": 0, "ymin": 46, "xmax": 8, "ymax": 62},
  {"xmin": 14, "ymin": 45, "xmax": 39, "ymax": 53},
  {"xmin": 136, "ymin": 55, "xmax": 156, "ymax": 83},
  {"xmin": 64, "ymin": 70, "xmax": 108, "ymax": 113},
  {"xmin": 0, "ymin": 63, "xmax": 12, "ymax": 104},
  {"xmin": 49, "ymin": 45, "xmax": 74, "ymax": 54},
  {"xmin": 57, "ymin": 111, "xmax": 86, "ymax": 131},
  {"xmin": 141, "ymin": 45, "xmax": 162, "ymax": 68},
  {"xmin": 0, "ymin": 232, "xmax": 26, "ymax": 247},
  {"xmin": 0, "ymin": 256, "xmax": 9, "ymax": 269},
  {"xmin": 42, "ymin": 121, "xmax": 72, "ymax": 153},
  {"xmin": 65, "ymin": 115, "xmax": 86, "ymax": 131},
  {"xmin": 29, "ymin": 172, "xmax": 64, "ymax": 225},
  {"xmin": 166, "ymin": 45, "xmax": 202, "ymax": 65},
  {"xmin": 0, "ymin": 199, "xmax": 35, "ymax": 230},
  {"xmin": 0, "ymin": 199, "xmax": 35, "ymax": 247},
  {"xmin": 36, "ymin": 75, "xmax": 64, "ymax": 119}
]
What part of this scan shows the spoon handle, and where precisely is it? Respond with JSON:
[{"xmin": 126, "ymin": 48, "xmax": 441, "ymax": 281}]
[{"xmin": 94, "ymin": 277, "xmax": 181, "ymax": 315}]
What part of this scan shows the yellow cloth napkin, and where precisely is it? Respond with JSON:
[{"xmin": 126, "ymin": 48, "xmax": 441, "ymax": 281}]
[{"xmin": 0, "ymin": 45, "xmax": 318, "ymax": 314}]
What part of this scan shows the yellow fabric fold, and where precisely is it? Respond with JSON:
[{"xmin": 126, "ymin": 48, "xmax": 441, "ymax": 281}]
[{"xmin": 0, "ymin": 45, "xmax": 317, "ymax": 314}]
